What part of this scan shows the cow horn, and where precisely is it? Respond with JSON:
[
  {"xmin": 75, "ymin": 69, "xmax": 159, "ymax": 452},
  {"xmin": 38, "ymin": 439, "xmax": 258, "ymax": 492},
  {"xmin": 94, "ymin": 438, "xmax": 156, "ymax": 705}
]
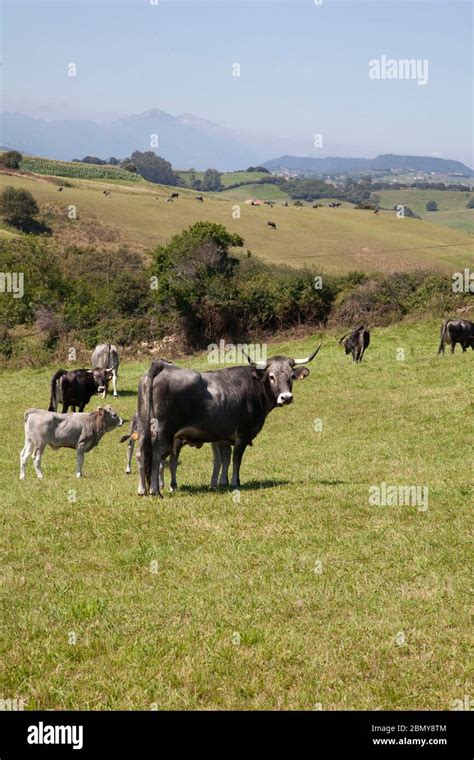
[
  {"xmin": 241, "ymin": 347, "xmax": 267, "ymax": 370},
  {"xmin": 293, "ymin": 343, "xmax": 322, "ymax": 365},
  {"xmin": 338, "ymin": 331, "xmax": 352, "ymax": 344}
]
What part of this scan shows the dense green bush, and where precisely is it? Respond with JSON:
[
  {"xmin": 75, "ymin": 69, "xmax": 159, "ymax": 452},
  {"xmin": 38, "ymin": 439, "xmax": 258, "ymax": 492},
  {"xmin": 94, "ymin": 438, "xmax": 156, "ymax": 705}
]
[
  {"xmin": 0, "ymin": 150, "xmax": 23, "ymax": 169},
  {"xmin": 0, "ymin": 186, "xmax": 40, "ymax": 229}
]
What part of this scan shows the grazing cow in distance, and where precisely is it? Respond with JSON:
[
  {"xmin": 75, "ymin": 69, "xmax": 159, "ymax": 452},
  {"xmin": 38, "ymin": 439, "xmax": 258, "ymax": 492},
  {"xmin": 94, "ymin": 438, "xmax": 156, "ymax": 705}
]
[
  {"xmin": 283, "ymin": 202, "xmax": 288, "ymax": 207},
  {"xmin": 195, "ymin": 195, "xmax": 204, "ymax": 202},
  {"xmin": 169, "ymin": 192, "xmax": 179, "ymax": 199},
  {"xmin": 121, "ymin": 412, "xmax": 233, "ymax": 489},
  {"xmin": 136, "ymin": 345, "xmax": 321, "ymax": 496},
  {"xmin": 91, "ymin": 343, "xmax": 120, "ymax": 397},
  {"xmin": 438, "ymin": 319, "xmax": 474, "ymax": 354},
  {"xmin": 338, "ymin": 325, "xmax": 370, "ymax": 363},
  {"xmin": 48, "ymin": 368, "xmax": 113, "ymax": 413},
  {"xmin": 20, "ymin": 406, "xmax": 123, "ymax": 480},
  {"xmin": 57, "ymin": 187, "xmax": 63, "ymax": 192},
  {"xmin": 267, "ymin": 221, "xmax": 277, "ymax": 229},
  {"xmin": 103, "ymin": 190, "xmax": 111, "ymax": 197}
]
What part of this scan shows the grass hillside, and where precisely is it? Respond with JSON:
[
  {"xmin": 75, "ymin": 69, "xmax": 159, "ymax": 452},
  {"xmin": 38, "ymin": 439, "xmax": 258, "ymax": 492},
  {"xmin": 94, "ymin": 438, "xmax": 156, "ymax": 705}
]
[
  {"xmin": 1, "ymin": 171, "xmax": 472, "ymax": 274},
  {"xmin": 1, "ymin": 321, "xmax": 471, "ymax": 709},
  {"xmin": 220, "ymin": 182, "xmax": 290, "ymax": 200},
  {"xmin": 376, "ymin": 189, "xmax": 474, "ymax": 232},
  {"xmin": 176, "ymin": 170, "xmax": 270, "ymax": 188}
]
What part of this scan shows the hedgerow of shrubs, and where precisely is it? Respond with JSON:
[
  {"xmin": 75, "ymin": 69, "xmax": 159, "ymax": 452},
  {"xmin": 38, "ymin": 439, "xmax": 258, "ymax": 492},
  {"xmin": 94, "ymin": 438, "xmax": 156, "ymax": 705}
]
[{"xmin": 0, "ymin": 223, "xmax": 470, "ymax": 365}]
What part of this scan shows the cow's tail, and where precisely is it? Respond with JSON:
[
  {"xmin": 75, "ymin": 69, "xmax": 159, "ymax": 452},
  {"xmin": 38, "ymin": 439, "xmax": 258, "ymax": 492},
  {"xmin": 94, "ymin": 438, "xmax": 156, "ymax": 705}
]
[
  {"xmin": 438, "ymin": 320, "xmax": 449, "ymax": 355},
  {"xmin": 48, "ymin": 369, "xmax": 67, "ymax": 411},
  {"xmin": 143, "ymin": 361, "xmax": 167, "ymax": 494}
]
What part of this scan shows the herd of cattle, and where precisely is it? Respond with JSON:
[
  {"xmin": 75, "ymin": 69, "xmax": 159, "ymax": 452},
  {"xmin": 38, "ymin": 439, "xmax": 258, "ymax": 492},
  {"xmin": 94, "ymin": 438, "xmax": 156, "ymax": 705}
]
[{"xmin": 19, "ymin": 319, "xmax": 474, "ymax": 492}]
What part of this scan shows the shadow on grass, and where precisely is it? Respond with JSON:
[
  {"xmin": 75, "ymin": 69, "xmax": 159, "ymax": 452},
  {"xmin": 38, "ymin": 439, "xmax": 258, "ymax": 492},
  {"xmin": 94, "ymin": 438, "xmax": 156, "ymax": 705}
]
[{"xmin": 177, "ymin": 478, "xmax": 291, "ymax": 495}]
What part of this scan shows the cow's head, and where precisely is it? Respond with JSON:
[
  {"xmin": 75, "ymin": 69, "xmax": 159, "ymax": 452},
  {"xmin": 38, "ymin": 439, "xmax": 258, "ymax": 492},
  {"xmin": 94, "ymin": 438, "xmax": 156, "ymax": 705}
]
[
  {"xmin": 96, "ymin": 405, "xmax": 123, "ymax": 433},
  {"xmin": 338, "ymin": 325, "xmax": 363, "ymax": 355},
  {"xmin": 88, "ymin": 367, "xmax": 112, "ymax": 394},
  {"xmin": 243, "ymin": 344, "xmax": 321, "ymax": 407}
]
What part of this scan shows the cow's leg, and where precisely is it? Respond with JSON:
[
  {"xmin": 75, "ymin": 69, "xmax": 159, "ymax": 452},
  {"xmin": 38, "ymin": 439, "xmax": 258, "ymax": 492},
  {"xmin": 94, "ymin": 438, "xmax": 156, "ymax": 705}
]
[
  {"xmin": 136, "ymin": 443, "xmax": 146, "ymax": 495},
  {"xmin": 33, "ymin": 444, "xmax": 46, "ymax": 480},
  {"xmin": 169, "ymin": 440, "xmax": 183, "ymax": 492},
  {"xmin": 210, "ymin": 442, "xmax": 222, "ymax": 488},
  {"xmin": 112, "ymin": 371, "xmax": 118, "ymax": 397},
  {"xmin": 20, "ymin": 437, "xmax": 34, "ymax": 480},
  {"xmin": 451, "ymin": 341, "xmax": 455, "ymax": 354},
  {"xmin": 461, "ymin": 342, "xmax": 467, "ymax": 352},
  {"xmin": 125, "ymin": 439, "xmax": 134, "ymax": 475},
  {"xmin": 218, "ymin": 443, "xmax": 232, "ymax": 487},
  {"xmin": 150, "ymin": 441, "xmax": 167, "ymax": 497},
  {"xmin": 230, "ymin": 440, "xmax": 248, "ymax": 489},
  {"xmin": 76, "ymin": 446, "xmax": 85, "ymax": 478}
]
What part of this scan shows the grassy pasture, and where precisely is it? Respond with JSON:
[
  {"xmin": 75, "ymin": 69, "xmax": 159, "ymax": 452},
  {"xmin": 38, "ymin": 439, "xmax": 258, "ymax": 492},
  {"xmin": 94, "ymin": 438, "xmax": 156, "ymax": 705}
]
[
  {"xmin": 1, "ymin": 321, "xmax": 472, "ymax": 710},
  {"xmin": 376, "ymin": 189, "xmax": 474, "ymax": 232},
  {"xmin": 1, "ymin": 172, "xmax": 472, "ymax": 273}
]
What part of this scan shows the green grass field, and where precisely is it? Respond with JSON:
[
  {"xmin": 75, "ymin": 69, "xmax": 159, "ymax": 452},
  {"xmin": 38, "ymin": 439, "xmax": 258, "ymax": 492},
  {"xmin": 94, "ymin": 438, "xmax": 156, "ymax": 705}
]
[
  {"xmin": 220, "ymin": 182, "xmax": 290, "ymax": 200},
  {"xmin": 1, "ymin": 172, "xmax": 473, "ymax": 274},
  {"xmin": 1, "ymin": 321, "xmax": 472, "ymax": 710},
  {"xmin": 176, "ymin": 170, "xmax": 270, "ymax": 189},
  {"xmin": 376, "ymin": 189, "xmax": 474, "ymax": 232}
]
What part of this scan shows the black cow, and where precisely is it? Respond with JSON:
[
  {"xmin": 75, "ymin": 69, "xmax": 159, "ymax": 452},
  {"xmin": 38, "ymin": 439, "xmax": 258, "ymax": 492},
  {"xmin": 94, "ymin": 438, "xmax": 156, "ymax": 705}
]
[
  {"xmin": 169, "ymin": 192, "xmax": 179, "ymax": 199},
  {"xmin": 267, "ymin": 221, "xmax": 277, "ymax": 229},
  {"xmin": 48, "ymin": 368, "xmax": 113, "ymax": 413},
  {"xmin": 438, "ymin": 319, "xmax": 474, "ymax": 354},
  {"xmin": 103, "ymin": 190, "xmax": 111, "ymax": 197},
  {"xmin": 136, "ymin": 346, "xmax": 321, "ymax": 496},
  {"xmin": 195, "ymin": 196, "xmax": 204, "ymax": 202},
  {"xmin": 338, "ymin": 325, "xmax": 370, "ymax": 363}
]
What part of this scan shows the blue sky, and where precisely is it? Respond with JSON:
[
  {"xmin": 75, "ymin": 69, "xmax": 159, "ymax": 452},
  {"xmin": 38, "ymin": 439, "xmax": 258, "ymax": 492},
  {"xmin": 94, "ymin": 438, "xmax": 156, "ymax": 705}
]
[{"xmin": 2, "ymin": 0, "xmax": 473, "ymax": 164}]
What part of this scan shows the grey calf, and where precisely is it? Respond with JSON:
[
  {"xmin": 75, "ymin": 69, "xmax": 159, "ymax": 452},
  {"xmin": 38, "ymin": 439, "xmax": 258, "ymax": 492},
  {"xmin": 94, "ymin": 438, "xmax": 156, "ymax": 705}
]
[{"xmin": 20, "ymin": 406, "xmax": 123, "ymax": 480}]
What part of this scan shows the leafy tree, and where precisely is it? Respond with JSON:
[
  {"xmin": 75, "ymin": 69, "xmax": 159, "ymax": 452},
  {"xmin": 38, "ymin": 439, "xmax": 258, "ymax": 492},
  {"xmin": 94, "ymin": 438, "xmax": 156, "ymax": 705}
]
[
  {"xmin": 121, "ymin": 162, "xmax": 137, "ymax": 173},
  {"xmin": 108, "ymin": 157, "xmax": 120, "ymax": 165},
  {"xmin": 0, "ymin": 150, "xmax": 22, "ymax": 169},
  {"xmin": 426, "ymin": 200, "xmax": 438, "ymax": 212},
  {"xmin": 202, "ymin": 168, "xmax": 222, "ymax": 192},
  {"xmin": 81, "ymin": 156, "xmax": 106, "ymax": 165},
  {"xmin": 0, "ymin": 186, "xmax": 39, "ymax": 229},
  {"xmin": 125, "ymin": 151, "xmax": 176, "ymax": 185},
  {"xmin": 151, "ymin": 222, "xmax": 243, "ymax": 344}
]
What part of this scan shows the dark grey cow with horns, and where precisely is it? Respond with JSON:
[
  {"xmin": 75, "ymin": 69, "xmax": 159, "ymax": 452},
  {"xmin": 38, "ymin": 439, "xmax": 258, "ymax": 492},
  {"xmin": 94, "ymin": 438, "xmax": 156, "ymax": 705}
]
[
  {"xmin": 338, "ymin": 325, "xmax": 370, "ymax": 363},
  {"xmin": 136, "ymin": 346, "xmax": 321, "ymax": 497}
]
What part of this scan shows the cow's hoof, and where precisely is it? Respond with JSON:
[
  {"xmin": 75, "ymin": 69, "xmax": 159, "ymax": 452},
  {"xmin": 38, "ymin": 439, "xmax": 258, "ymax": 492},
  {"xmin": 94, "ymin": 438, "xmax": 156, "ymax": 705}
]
[
  {"xmin": 113, "ymin": 393, "xmax": 118, "ymax": 398},
  {"xmin": 125, "ymin": 470, "xmax": 131, "ymax": 475},
  {"xmin": 19, "ymin": 475, "xmax": 25, "ymax": 481}
]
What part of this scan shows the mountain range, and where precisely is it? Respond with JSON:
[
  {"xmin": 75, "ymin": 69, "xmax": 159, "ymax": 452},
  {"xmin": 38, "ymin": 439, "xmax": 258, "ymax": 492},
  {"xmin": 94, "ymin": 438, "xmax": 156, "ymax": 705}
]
[
  {"xmin": 0, "ymin": 109, "xmax": 261, "ymax": 171},
  {"xmin": 262, "ymin": 154, "xmax": 473, "ymax": 177},
  {"xmin": 1, "ymin": 108, "xmax": 472, "ymax": 176}
]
